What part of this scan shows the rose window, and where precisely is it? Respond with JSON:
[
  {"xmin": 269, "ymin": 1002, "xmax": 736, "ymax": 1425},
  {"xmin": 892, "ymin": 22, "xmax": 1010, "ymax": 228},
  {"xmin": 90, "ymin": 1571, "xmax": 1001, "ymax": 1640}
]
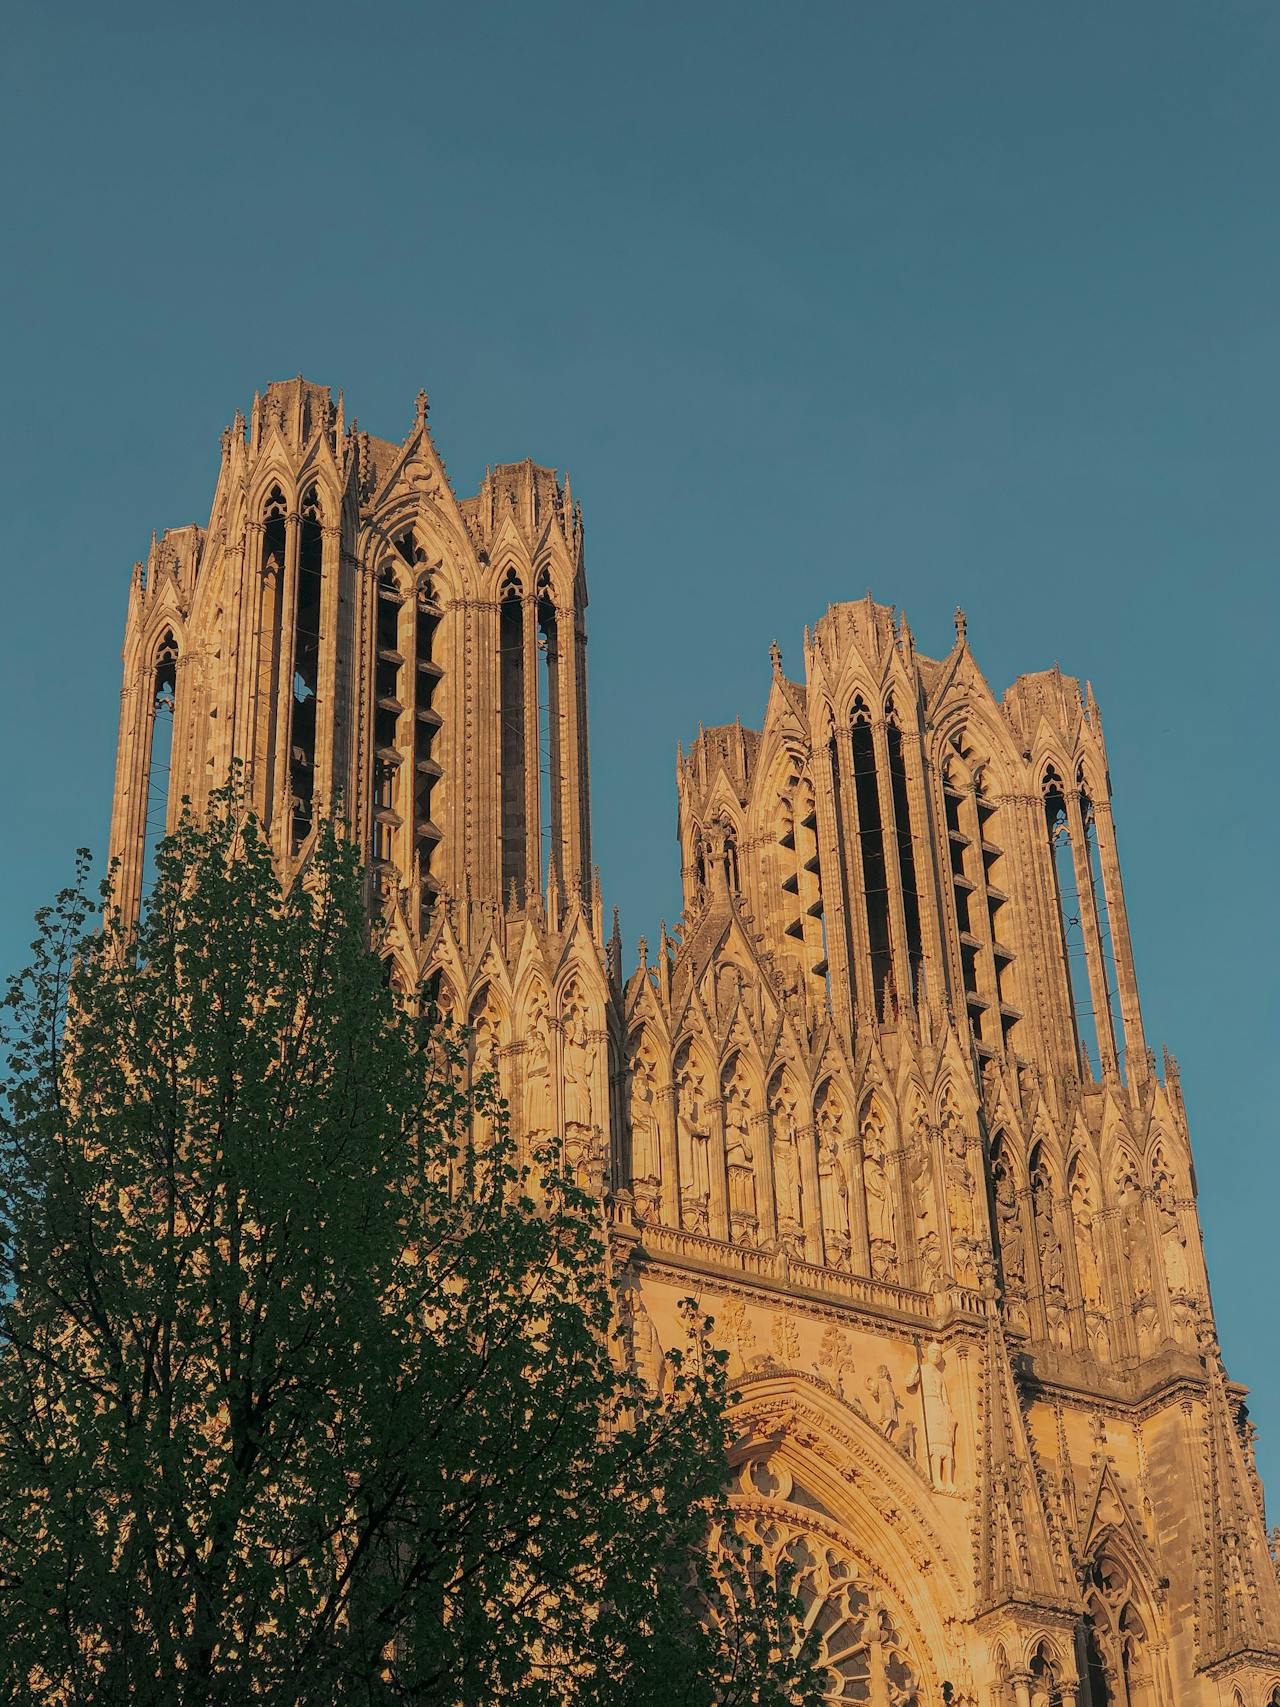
[{"xmin": 716, "ymin": 1474, "xmax": 924, "ymax": 1706}]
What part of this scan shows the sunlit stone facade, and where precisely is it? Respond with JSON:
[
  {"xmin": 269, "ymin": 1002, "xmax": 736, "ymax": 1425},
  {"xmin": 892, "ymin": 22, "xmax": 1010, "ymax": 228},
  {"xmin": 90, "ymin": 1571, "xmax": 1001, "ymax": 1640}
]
[{"xmin": 109, "ymin": 380, "xmax": 1280, "ymax": 1707}]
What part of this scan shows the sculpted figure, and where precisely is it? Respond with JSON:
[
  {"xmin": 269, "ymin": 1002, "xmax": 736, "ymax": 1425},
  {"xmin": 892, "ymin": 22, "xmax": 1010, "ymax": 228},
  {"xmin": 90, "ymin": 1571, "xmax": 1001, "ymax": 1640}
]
[
  {"xmin": 907, "ymin": 1339, "xmax": 958, "ymax": 1488},
  {"xmin": 862, "ymin": 1116, "xmax": 898, "ymax": 1280},
  {"xmin": 676, "ymin": 1051, "xmax": 711, "ymax": 1231},
  {"xmin": 994, "ymin": 1165, "xmax": 1026, "ymax": 1288},
  {"xmin": 723, "ymin": 1064, "xmax": 759, "ymax": 1241},
  {"xmin": 769, "ymin": 1081, "xmax": 803, "ymax": 1236},
  {"xmin": 562, "ymin": 998, "xmax": 594, "ymax": 1134},
  {"xmin": 524, "ymin": 1012, "xmax": 552, "ymax": 1149},
  {"xmin": 1117, "ymin": 1168, "xmax": 1152, "ymax": 1301},
  {"xmin": 817, "ymin": 1129, "xmax": 851, "ymax": 1270},
  {"xmin": 628, "ymin": 1047, "xmax": 661, "ymax": 1183},
  {"xmin": 1071, "ymin": 1168, "xmax": 1104, "ymax": 1310},
  {"xmin": 866, "ymin": 1364, "xmax": 901, "ymax": 1442}
]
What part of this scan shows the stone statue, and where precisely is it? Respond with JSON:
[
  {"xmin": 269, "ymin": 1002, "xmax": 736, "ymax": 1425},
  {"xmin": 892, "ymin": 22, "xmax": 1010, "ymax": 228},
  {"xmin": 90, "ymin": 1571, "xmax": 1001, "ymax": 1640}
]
[
  {"xmin": 862, "ymin": 1127, "xmax": 897, "ymax": 1280},
  {"xmin": 562, "ymin": 1001, "xmax": 594, "ymax": 1134},
  {"xmin": 628, "ymin": 1048, "xmax": 661, "ymax": 1183},
  {"xmin": 524, "ymin": 1017, "xmax": 552, "ymax": 1148},
  {"xmin": 866, "ymin": 1364, "xmax": 901, "ymax": 1442},
  {"xmin": 907, "ymin": 1339, "xmax": 958, "ymax": 1488}
]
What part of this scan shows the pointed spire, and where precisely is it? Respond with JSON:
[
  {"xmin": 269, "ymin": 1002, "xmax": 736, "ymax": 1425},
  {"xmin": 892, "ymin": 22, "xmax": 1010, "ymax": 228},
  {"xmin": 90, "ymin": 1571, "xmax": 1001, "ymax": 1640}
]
[
  {"xmin": 1196, "ymin": 1320, "xmax": 1280, "ymax": 1662},
  {"xmin": 973, "ymin": 1296, "xmax": 1074, "ymax": 1616}
]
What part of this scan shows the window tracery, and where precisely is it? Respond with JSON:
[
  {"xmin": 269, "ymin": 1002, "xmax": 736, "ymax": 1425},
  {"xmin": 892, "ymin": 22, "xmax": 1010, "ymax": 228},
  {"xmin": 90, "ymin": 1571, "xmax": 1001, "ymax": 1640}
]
[
  {"xmin": 704, "ymin": 1504, "xmax": 923, "ymax": 1706},
  {"xmin": 1081, "ymin": 1554, "xmax": 1156, "ymax": 1707},
  {"xmin": 499, "ymin": 567, "xmax": 526, "ymax": 895}
]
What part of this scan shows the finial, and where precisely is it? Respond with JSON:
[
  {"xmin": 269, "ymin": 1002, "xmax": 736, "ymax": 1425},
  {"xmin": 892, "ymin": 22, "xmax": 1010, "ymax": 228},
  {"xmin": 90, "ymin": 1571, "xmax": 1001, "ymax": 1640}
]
[
  {"xmin": 769, "ymin": 638, "xmax": 782, "ymax": 675},
  {"xmin": 415, "ymin": 389, "xmax": 429, "ymax": 428},
  {"xmin": 637, "ymin": 934, "xmax": 648, "ymax": 969},
  {"xmin": 954, "ymin": 606, "xmax": 967, "ymax": 644}
]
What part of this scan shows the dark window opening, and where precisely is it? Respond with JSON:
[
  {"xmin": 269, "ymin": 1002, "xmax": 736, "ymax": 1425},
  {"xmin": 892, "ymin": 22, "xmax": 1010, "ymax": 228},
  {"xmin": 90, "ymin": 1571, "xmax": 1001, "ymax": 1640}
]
[
  {"xmin": 536, "ymin": 585, "xmax": 560, "ymax": 893},
  {"xmin": 1044, "ymin": 768, "xmax": 1098, "ymax": 1075},
  {"xmin": 372, "ymin": 566, "xmax": 404, "ymax": 869},
  {"xmin": 140, "ymin": 636, "xmax": 178, "ymax": 906},
  {"xmin": 850, "ymin": 704, "xmax": 892, "ymax": 1015},
  {"xmin": 288, "ymin": 486, "xmax": 323, "ymax": 854},
  {"xmin": 414, "ymin": 575, "xmax": 443, "ymax": 932},
  {"xmin": 500, "ymin": 586, "xmax": 526, "ymax": 896},
  {"xmin": 886, "ymin": 720, "xmax": 923, "ymax": 996}
]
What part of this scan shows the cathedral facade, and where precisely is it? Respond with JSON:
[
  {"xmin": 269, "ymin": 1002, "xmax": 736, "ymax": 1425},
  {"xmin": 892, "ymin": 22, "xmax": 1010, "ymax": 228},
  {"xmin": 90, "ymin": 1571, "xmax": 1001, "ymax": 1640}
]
[{"xmin": 107, "ymin": 379, "xmax": 1280, "ymax": 1707}]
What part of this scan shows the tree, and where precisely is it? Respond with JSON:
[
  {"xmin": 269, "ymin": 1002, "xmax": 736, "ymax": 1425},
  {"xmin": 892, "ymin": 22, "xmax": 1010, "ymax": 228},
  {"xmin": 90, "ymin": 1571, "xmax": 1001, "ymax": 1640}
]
[{"xmin": 0, "ymin": 793, "xmax": 822, "ymax": 1707}]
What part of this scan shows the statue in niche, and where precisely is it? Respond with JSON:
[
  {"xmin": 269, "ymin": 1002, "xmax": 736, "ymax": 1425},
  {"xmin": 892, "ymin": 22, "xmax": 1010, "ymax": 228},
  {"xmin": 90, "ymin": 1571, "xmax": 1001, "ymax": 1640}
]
[
  {"xmin": 469, "ymin": 993, "xmax": 505, "ymax": 1149},
  {"xmin": 769, "ymin": 1080, "xmax": 804, "ymax": 1253},
  {"xmin": 561, "ymin": 993, "xmax": 594, "ymax": 1137},
  {"xmin": 862, "ymin": 1117, "xmax": 897, "ymax": 1281},
  {"xmin": 907, "ymin": 1339, "xmax": 958, "ymax": 1489},
  {"xmin": 943, "ymin": 1117, "xmax": 978, "ymax": 1283},
  {"xmin": 909, "ymin": 1130, "xmax": 944, "ymax": 1289},
  {"xmin": 1117, "ymin": 1167, "xmax": 1152, "ymax": 1302},
  {"xmin": 1070, "ymin": 1168, "xmax": 1104, "ymax": 1311},
  {"xmin": 627, "ymin": 1044, "xmax": 661, "ymax": 1188},
  {"xmin": 523, "ymin": 1001, "xmax": 553, "ymax": 1153},
  {"xmin": 676, "ymin": 1051, "xmax": 711, "ymax": 1233},
  {"xmin": 866, "ymin": 1364, "xmax": 901, "ymax": 1442},
  {"xmin": 816, "ymin": 1099, "xmax": 851, "ymax": 1271},
  {"xmin": 724, "ymin": 1067, "xmax": 758, "ymax": 1243},
  {"xmin": 1152, "ymin": 1151, "xmax": 1193, "ymax": 1298},
  {"xmin": 993, "ymin": 1163, "xmax": 1026, "ymax": 1289}
]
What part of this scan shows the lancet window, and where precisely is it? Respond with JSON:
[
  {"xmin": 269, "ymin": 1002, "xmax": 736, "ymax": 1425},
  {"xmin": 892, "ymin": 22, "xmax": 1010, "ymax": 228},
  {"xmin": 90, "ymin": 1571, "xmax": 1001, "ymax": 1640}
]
[
  {"xmin": 140, "ymin": 630, "xmax": 179, "ymax": 902},
  {"xmin": 259, "ymin": 485, "xmax": 287, "ymax": 829},
  {"xmin": 1044, "ymin": 766, "xmax": 1096, "ymax": 1074},
  {"xmin": 1078, "ymin": 766, "xmax": 1121, "ymax": 1072},
  {"xmin": 372, "ymin": 561, "xmax": 406, "ymax": 879},
  {"xmin": 1044, "ymin": 765, "xmax": 1118, "ymax": 1077},
  {"xmin": 289, "ymin": 483, "xmax": 323, "ymax": 854},
  {"xmin": 885, "ymin": 700, "xmax": 923, "ymax": 997},
  {"xmin": 499, "ymin": 568, "xmax": 526, "ymax": 896},
  {"xmin": 535, "ymin": 568, "xmax": 560, "ymax": 892},
  {"xmin": 409, "ymin": 542, "xmax": 444, "ymax": 930},
  {"xmin": 849, "ymin": 697, "xmax": 894, "ymax": 1013}
]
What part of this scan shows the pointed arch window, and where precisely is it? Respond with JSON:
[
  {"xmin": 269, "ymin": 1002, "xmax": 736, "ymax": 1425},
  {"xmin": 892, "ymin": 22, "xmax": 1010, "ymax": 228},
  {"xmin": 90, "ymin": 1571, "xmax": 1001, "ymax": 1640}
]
[
  {"xmin": 140, "ymin": 631, "xmax": 179, "ymax": 904},
  {"xmin": 499, "ymin": 569, "xmax": 526, "ymax": 897},
  {"xmin": 849, "ymin": 697, "xmax": 893, "ymax": 1014},
  {"xmin": 885, "ymin": 698, "xmax": 923, "ymax": 998},
  {"xmin": 413, "ymin": 564, "xmax": 444, "ymax": 931},
  {"xmin": 1044, "ymin": 766, "xmax": 1101, "ymax": 1075},
  {"xmin": 1082, "ymin": 1555, "xmax": 1156, "ymax": 1707},
  {"xmin": 289, "ymin": 483, "xmax": 323, "ymax": 853},
  {"xmin": 259, "ymin": 486, "xmax": 288, "ymax": 829},
  {"xmin": 535, "ymin": 567, "xmax": 560, "ymax": 893},
  {"xmin": 1078, "ymin": 765, "xmax": 1121, "ymax": 1072},
  {"xmin": 372, "ymin": 562, "xmax": 405, "ymax": 877}
]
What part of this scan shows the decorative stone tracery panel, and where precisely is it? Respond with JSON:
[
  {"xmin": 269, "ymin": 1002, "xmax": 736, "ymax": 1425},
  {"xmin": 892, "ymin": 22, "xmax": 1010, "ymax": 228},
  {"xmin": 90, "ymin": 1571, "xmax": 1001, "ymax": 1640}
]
[{"xmin": 713, "ymin": 1491, "xmax": 926, "ymax": 1705}]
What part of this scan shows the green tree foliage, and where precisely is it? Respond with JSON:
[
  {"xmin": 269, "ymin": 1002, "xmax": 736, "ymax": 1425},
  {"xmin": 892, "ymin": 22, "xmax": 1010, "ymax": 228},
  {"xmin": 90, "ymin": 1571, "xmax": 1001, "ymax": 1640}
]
[{"xmin": 0, "ymin": 795, "xmax": 822, "ymax": 1706}]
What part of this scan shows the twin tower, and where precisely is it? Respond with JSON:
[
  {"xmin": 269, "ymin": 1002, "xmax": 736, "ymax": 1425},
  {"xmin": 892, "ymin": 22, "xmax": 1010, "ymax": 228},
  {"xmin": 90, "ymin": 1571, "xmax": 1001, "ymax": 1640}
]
[{"xmin": 108, "ymin": 379, "xmax": 1280, "ymax": 1707}]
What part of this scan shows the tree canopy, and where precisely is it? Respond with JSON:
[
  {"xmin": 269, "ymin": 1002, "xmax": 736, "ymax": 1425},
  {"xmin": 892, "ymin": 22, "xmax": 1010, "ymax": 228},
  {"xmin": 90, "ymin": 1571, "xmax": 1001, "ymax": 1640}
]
[{"xmin": 0, "ymin": 795, "xmax": 821, "ymax": 1706}]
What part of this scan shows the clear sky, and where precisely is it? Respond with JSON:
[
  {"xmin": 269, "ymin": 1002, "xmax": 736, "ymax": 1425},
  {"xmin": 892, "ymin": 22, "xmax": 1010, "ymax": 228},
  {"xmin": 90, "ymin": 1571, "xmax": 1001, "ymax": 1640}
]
[{"xmin": 2, "ymin": 4, "xmax": 1276, "ymax": 1484}]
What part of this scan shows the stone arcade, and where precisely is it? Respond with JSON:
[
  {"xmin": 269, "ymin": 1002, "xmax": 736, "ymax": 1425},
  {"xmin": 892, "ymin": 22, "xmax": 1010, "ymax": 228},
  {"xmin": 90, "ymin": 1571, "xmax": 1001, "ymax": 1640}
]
[{"xmin": 108, "ymin": 379, "xmax": 1280, "ymax": 1707}]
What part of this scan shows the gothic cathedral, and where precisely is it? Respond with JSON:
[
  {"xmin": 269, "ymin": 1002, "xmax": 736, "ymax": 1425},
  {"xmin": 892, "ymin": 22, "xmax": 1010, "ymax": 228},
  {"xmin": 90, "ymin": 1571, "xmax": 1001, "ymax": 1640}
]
[{"xmin": 107, "ymin": 379, "xmax": 1280, "ymax": 1707}]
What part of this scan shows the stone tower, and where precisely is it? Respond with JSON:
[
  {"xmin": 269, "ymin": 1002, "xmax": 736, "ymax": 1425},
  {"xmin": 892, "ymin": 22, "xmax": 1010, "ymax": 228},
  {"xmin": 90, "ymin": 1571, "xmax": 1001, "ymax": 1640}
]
[{"xmin": 109, "ymin": 382, "xmax": 1280, "ymax": 1707}]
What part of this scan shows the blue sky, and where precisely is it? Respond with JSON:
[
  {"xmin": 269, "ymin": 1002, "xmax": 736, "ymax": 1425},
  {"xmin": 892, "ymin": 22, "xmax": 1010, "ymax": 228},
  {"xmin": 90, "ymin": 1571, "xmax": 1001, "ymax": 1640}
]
[{"xmin": 2, "ymin": 3, "xmax": 1276, "ymax": 1483}]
